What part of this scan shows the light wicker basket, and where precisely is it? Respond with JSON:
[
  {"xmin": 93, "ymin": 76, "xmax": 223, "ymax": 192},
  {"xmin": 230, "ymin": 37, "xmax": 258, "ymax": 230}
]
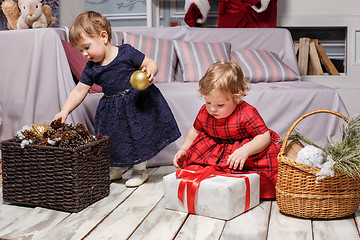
[{"xmin": 276, "ymin": 109, "xmax": 360, "ymax": 219}]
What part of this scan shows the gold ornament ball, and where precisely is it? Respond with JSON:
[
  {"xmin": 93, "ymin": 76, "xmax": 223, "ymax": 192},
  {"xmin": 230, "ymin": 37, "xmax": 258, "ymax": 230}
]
[
  {"xmin": 30, "ymin": 123, "xmax": 49, "ymax": 137},
  {"xmin": 130, "ymin": 70, "xmax": 149, "ymax": 90}
]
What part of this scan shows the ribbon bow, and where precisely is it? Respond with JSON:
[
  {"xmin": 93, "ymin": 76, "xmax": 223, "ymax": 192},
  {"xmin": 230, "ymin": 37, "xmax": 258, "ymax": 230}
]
[{"xmin": 175, "ymin": 165, "xmax": 251, "ymax": 214}]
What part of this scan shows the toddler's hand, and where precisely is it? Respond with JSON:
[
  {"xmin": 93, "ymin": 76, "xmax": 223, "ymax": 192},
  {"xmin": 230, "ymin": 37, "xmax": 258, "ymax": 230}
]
[
  {"xmin": 173, "ymin": 149, "xmax": 187, "ymax": 169},
  {"xmin": 52, "ymin": 111, "xmax": 68, "ymax": 123},
  {"xmin": 141, "ymin": 67, "xmax": 154, "ymax": 85},
  {"xmin": 227, "ymin": 147, "xmax": 250, "ymax": 170}
]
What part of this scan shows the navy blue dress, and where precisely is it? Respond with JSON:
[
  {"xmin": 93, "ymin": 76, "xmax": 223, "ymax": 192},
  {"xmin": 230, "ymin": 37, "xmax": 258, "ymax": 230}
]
[{"xmin": 80, "ymin": 44, "xmax": 181, "ymax": 167}]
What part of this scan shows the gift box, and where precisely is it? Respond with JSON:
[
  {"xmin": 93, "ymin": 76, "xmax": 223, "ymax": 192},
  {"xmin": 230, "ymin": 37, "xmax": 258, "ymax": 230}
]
[
  {"xmin": 163, "ymin": 170, "xmax": 260, "ymax": 220},
  {"xmin": 1, "ymin": 136, "xmax": 110, "ymax": 213}
]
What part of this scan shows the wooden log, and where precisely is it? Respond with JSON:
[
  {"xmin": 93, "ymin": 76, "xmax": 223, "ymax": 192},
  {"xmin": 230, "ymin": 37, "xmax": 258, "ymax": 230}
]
[
  {"xmin": 294, "ymin": 42, "xmax": 299, "ymax": 56},
  {"xmin": 298, "ymin": 37, "xmax": 310, "ymax": 75},
  {"xmin": 310, "ymin": 39, "xmax": 319, "ymax": 46},
  {"xmin": 316, "ymin": 43, "xmax": 340, "ymax": 75},
  {"xmin": 284, "ymin": 140, "xmax": 304, "ymax": 161},
  {"xmin": 307, "ymin": 58, "xmax": 315, "ymax": 75},
  {"xmin": 309, "ymin": 41, "xmax": 324, "ymax": 75}
]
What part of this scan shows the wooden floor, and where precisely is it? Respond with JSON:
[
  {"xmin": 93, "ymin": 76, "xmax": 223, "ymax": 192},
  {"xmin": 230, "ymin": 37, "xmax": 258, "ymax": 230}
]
[{"xmin": 1, "ymin": 165, "xmax": 360, "ymax": 240}]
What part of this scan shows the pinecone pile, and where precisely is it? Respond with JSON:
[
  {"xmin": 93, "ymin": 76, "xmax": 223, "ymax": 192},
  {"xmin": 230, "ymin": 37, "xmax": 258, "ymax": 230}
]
[{"xmin": 16, "ymin": 119, "xmax": 103, "ymax": 148}]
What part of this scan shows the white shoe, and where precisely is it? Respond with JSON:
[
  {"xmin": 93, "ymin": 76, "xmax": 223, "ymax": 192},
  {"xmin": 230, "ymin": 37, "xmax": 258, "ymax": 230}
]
[
  {"xmin": 125, "ymin": 170, "xmax": 149, "ymax": 187},
  {"xmin": 110, "ymin": 167, "xmax": 123, "ymax": 181}
]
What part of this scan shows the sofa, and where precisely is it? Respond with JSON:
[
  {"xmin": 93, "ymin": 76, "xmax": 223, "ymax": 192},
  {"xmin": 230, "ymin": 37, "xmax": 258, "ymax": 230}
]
[
  {"xmin": 77, "ymin": 26, "xmax": 349, "ymax": 166},
  {"xmin": 0, "ymin": 27, "xmax": 349, "ymax": 167}
]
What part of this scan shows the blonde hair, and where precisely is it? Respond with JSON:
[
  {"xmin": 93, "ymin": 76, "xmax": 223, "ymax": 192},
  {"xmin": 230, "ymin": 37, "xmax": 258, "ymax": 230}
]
[
  {"xmin": 69, "ymin": 11, "xmax": 112, "ymax": 48},
  {"xmin": 199, "ymin": 61, "xmax": 249, "ymax": 103}
]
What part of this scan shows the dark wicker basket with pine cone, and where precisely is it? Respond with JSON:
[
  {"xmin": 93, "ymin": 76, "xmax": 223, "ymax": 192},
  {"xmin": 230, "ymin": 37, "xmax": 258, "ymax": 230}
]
[{"xmin": 1, "ymin": 119, "xmax": 110, "ymax": 213}]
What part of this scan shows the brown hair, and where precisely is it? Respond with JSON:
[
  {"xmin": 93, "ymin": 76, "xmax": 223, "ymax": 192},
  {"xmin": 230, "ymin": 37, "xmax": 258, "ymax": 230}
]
[
  {"xmin": 199, "ymin": 61, "xmax": 249, "ymax": 103},
  {"xmin": 69, "ymin": 11, "xmax": 112, "ymax": 48}
]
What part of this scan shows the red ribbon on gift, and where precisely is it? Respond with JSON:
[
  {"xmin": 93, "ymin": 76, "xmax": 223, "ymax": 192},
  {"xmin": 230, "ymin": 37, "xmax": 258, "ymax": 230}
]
[{"xmin": 175, "ymin": 165, "xmax": 251, "ymax": 214}]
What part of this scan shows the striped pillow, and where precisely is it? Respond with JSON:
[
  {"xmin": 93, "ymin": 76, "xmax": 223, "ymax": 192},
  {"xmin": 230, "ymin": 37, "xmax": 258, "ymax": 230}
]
[
  {"xmin": 111, "ymin": 30, "xmax": 123, "ymax": 46},
  {"xmin": 173, "ymin": 40, "xmax": 231, "ymax": 82},
  {"xmin": 123, "ymin": 32, "xmax": 177, "ymax": 83},
  {"xmin": 231, "ymin": 49, "xmax": 300, "ymax": 83}
]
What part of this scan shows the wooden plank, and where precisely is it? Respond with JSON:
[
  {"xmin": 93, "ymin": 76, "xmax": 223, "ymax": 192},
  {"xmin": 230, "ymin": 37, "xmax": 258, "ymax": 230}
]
[
  {"xmin": 220, "ymin": 201, "xmax": 272, "ymax": 240},
  {"xmin": 129, "ymin": 198, "xmax": 188, "ymax": 240},
  {"xmin": 298, "ymin": 37, "xmax": 310, "ymax": 76},
  {"xmin": 175, "ymin": 214, "xmax": 225, "ymax": 240},
  {"xmin": 351, "ymin": 208, "xmax": 360, "ymax": 238},
  {"xmin": 313, "ymin": 216, "xmax": 360, "ymax": 240},
  {"xmin": 0, "ymin": 189, "xmax": 35, "ymax": 230},
  {"xmin": 267, "ymin": 202, "xmax": 312, "ymax": 240},
  {"xmin": 309, "ymin": 41, "xmax": 324, "ymax": 75},
  {"xmin": 0, "ymin": 207, "xmax": 69, "ymax": 239},
  {"xmin": 34, "ymin": 176, "xmax": 138, "ymax": 240},
  {"xmin": 316, "ymin": 43, "xmax": 340, "ymax": 75},
  {"xmin": 84, "ymin": 166, "xmax": 176, "ymax": 240}
]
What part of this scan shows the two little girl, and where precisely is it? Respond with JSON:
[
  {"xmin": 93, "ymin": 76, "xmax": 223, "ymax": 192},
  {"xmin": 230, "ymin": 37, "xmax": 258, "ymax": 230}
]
[{"xmin": 56, "ymin": 11, "xmax": 280, "ymax": 197}]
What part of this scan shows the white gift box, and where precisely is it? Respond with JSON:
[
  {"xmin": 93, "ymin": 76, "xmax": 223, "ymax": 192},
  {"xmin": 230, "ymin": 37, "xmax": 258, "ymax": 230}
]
[{"xmin": 163, "ymin": 171, "xmax": 260, "ymax": 220}]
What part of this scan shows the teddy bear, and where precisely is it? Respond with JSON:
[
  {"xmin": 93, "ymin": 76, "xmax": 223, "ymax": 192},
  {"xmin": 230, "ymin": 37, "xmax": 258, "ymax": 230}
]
[
  {"xmin": 1, "ymin": 0, "xmax": 56, "ymax": 30},
  {"xmin": 1, "ymin": 0, "xmax": 19, "ymax": 30}
]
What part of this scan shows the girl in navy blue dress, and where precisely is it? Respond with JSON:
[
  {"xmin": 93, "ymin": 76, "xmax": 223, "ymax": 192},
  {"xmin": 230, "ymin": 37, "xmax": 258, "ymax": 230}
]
[{"xmin": 54, "ymin": 11, "xmax": 181, "ymax": 187}]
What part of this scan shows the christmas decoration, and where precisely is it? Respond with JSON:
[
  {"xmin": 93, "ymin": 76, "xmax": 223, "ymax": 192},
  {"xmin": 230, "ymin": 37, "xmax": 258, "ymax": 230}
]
[
  {"xmin": 289, "ymin": 114, "xmax": 360, "ymax": 179},
  {"xmin": 217, "ymin": 0, "xmax": 277, "ymax": 28},
  {"xmin": 15, "ymin": 118, "xmax": 103, "ymax": 148},
  {"xmin": 130, "ymin": 70, "xmax": 149, "ymax": 90},
  {"xmin": 184, "ymin": 0, "xmax": 210, "ymax": 27}
]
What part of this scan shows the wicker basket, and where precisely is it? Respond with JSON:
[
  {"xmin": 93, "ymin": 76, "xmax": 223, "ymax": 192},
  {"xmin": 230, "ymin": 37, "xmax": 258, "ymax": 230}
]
[
  {"xmin": 1, "ymin": 136, "xmax": 110, "ymax": 213},
  {"xmin": 276, "ymin": 110, "xmax": 360, "ymax": 219}
]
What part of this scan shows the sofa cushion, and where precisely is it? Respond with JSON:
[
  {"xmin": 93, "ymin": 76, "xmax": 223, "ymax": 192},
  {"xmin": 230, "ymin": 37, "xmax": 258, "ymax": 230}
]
[
  {"xmin": 231, "ymin": 49, "xmax": 300, "ymax": 83},
  {"xmin": 173, "ymin": 40, "xmax": 231, "ymax": 82},
  {"xmin": 111, "ymin": 30, "xmax": 123, "ymax": 46},
  {"xmin": 123, "ymin": 32, "xmax": 177, "ymax": 83}
]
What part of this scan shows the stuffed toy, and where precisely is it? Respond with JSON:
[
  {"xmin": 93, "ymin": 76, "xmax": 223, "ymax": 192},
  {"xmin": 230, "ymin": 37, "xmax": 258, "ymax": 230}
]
[
  {"xmin": 1, "ymin": 0, "xmax": 56, "ymax": 30},
  {"xmin": 1, "ymin": 0, "xmax": 19, "ymax": 30},
  {"xmin": 42, "ymin": 3, "xmax": 56, "ymax": 27}
]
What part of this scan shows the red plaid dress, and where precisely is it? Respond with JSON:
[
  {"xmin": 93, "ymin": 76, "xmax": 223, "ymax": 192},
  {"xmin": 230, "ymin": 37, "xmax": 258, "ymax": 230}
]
[{"xmin": 183, "ymin": 101, "xmax": 282, "ymax": 199}]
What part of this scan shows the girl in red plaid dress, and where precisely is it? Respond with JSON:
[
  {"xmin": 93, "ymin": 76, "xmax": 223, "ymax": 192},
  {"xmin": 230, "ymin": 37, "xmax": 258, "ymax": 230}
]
[{"xmin": 173, "ymin": 61, "xmax": 281, "ymax": 199}]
